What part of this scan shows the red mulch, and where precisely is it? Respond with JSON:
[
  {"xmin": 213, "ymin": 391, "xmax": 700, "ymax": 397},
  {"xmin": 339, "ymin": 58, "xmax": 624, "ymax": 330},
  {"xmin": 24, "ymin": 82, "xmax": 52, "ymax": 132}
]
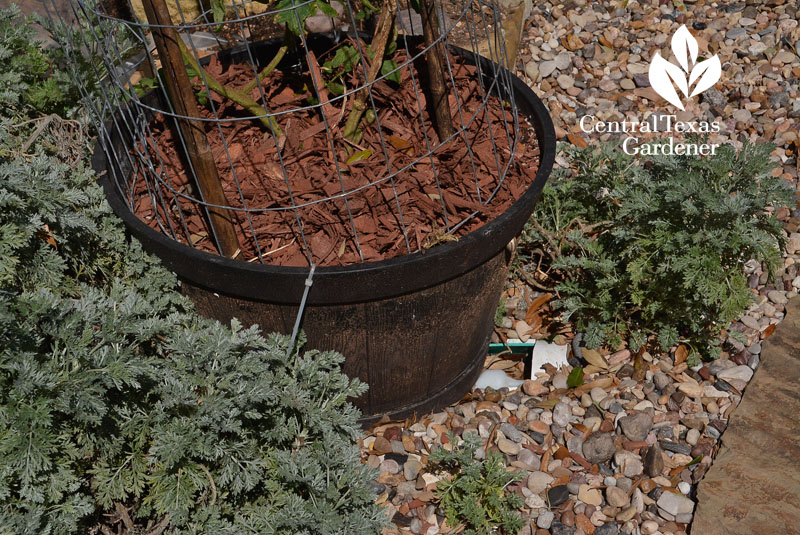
[{"xmin": 133, "ymin": 45, "xmax": 540, "ymax": 266}]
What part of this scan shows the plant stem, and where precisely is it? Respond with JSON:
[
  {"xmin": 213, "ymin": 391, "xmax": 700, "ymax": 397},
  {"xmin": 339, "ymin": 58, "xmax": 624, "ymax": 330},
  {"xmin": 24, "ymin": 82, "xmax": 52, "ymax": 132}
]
[
  {"xmin": 342, "ymin": 0, "xmax": 397, "ymax": 141},
  {"xmin": 178, "ymin": 39, "xmax": 283, "ymax": 138},
  {"xmin": 242, "ymin": 44, "xmax": 288, "ymax": 95},
  {"xmin": 242, "ymin": 29, "xmax": 294, "ymax": 96},
  {"xmin": 418, "ymin": 0, "xmax": 454, "ymax": 142}
]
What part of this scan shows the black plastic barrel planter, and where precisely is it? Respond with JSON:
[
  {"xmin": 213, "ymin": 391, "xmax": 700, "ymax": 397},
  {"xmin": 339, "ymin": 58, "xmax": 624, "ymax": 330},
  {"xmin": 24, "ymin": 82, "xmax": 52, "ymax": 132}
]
[{"xmin": 93, "ymin": 41, "xmax": 555, "ymax": 424}]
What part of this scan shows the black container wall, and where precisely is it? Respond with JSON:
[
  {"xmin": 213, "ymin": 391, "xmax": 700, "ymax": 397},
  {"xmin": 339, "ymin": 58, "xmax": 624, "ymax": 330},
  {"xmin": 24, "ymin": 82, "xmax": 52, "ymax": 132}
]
[{"xmin": 93, "ymin": 40, "xmax": 556, "ymax": 424}]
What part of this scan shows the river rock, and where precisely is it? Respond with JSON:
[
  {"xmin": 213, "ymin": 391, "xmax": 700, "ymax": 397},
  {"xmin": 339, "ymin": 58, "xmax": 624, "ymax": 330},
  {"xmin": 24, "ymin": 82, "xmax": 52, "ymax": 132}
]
[
  {"xmin": 716, "ymin": 365, "xmax": 754, "ymax": 383},
  {"xmin": 553, "ymin": 402, "xmax": 571, "ymax": 427},
  {"xmin": 614, "ymin": 450, "xmax": 644, "ymax": 478},
  {"xmin": 618, "ymin": 411, "xmax": 653, "ymax": 441},
  {"xmin": 644, "ymin": 443, "xmax": 664, "ymax": 477},
  {"xmin": 527, "ymin": 471, "xmax": 555, "ymax": 494},
  {"xmin": 583, "ymin": 432, "xmax": 616, "ymax": 464},
  {"xmin": 548, "ymin": 485, "xmax": 570, "ymax": 506},
  {"xmin": 657, "ymin": 491, "xmax": 695, "ymax": 517},
  {"xmin": 577, "ymin": 485, "xmax": 603, "ymax": 506},
  {"xmin": 497, "ymin": 438, "xmax": 521, "ymax": 455},
  {"xmin": 606, "ymin": 485, "xmax": 630, "ymax": 507}
]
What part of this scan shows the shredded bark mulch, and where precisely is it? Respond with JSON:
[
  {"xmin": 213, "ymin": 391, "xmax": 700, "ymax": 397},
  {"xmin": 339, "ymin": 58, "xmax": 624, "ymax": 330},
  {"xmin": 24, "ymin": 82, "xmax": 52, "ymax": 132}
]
[{"xmin": 133, "ymin": 46, "xmax": 540, "ymax": 266}]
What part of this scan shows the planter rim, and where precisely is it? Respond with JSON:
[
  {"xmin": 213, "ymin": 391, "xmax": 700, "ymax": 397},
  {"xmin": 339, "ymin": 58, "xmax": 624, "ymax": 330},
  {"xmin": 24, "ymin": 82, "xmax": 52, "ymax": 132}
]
[{"xmin": 94, "ymin": 42, "xmax": 556, "ymax": 305}]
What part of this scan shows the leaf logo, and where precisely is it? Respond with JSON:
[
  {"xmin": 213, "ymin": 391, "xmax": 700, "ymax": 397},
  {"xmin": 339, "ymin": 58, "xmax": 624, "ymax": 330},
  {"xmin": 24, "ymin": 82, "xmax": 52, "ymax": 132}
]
[{"xmin": 648, "ymin": 25, "xmax": 721, "ymax": 110}]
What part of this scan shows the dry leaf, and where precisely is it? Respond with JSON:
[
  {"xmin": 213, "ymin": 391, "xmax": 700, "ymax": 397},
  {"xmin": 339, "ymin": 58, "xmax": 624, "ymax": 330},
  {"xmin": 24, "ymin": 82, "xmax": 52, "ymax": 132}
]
[
  {"xmin": 525, "ymin": 293, "xmax": 552, "ymax": 325},
  {"xmin": 532, "ymin": 399, "xmax": 559, "ymax": 410},
  {"xmin": 762, "ymin": 324, "xmax": 776, "ymax": 339},
  {"xmin": 674, "ymin": 344, "xmax": 689, "ymax": 365},
  {"xmin": 582, "ymin": 348, "xmax": 609, "ymax": 369},
  {"xmin": 189, "ymin": 231, "xmax": 207, "ymax": 245},
  {"xmin": 562, "ymin": 34, "xmax": 585, "ymax": 51},
  {"xmin": 488, "ymin": 359, "xmax": 519, "ymax": 371},
  {"xmin": 554, "ymin": 445, "xmax": 570, "ymax": 460},
  {"xmin": 582, "ymin": 365, "xmax": 605, "ymax": 375},
  {"xmin": 567, "ymin": 133, "xmax": 588, "ymax": 149},
  {"xmin": 387, "ymin": 135, "xmax": 415, "ymax": 154},
  {"xmin": 37, "ymin": 224, "xmax": 57, "ymax": 249},
  {"xmin": 574, "ymin": 377, "xmax": 615, "ymax": 395}
]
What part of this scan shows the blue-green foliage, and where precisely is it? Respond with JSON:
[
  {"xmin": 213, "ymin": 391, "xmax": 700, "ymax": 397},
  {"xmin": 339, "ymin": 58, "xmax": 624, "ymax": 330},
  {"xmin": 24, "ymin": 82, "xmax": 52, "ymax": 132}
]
[
  {"xmin": 521, "ymin": 141, "xmax": 791, "ymax": 362},
  {"xmin": 430, "ymin": 433, "xmax": 525, "ymax": 535},
  {"xmin": 0, "ymin": 8, "xmax": 386, "ymax": 533}
]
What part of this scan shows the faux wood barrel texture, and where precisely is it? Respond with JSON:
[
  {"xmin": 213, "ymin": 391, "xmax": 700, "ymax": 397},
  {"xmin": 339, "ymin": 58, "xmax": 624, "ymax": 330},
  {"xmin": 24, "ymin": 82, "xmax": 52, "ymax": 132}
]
[{"xmin": 182, "ymin": 247, "xmax": 511, "ymax": 423}]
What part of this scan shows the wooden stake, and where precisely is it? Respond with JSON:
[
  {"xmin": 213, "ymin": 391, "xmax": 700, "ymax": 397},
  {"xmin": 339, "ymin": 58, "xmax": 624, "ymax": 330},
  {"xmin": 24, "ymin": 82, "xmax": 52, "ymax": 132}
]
[
  {"xmin": 140, "ymin": 0, "xmax": 240, "ymax": 257},
  {"xmin": 419, "ymin": 0, "xmax": 455, "ymax": 142}
]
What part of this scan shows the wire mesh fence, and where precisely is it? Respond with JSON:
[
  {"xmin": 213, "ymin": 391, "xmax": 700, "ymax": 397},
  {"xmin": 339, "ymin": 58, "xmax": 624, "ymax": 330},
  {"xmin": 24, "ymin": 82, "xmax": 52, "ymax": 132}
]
[{"xmin": 51, "ymin": 0, "xmax": 541, "ymax": 268}]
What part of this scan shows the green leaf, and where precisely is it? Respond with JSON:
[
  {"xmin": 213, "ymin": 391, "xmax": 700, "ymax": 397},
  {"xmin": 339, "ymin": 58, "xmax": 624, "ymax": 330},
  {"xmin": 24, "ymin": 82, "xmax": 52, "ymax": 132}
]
[
  {"xmin": 326, "ymin": 81, "xmax": 344, "ymax": 95},
  {"xmin": 324, "ymin": 45, "xmax": 359, "ymax": 73},
  {"xmin": 346, "ymin": 149, "xmax": 373, "ymax": 164},
  {"xmin": 381, "ymin": 59, "xmax": 401, "ymax": 84},
  {"xmin": 566, "ymin": 366, "xmax": 584, "ymax": 388},
  {"xmin": 316, "ymin": 0, "xmax": 338, "ymax": 17},
  {"xmin": 686, "ymin": 454, "xmax": 703, "ymax": 466},
  {"xmin": 275, "ymin": 0, "xmax": 318, "ymax": 36},
  {"xmin": 211, "ymin": 0, "xmax": 225, "ymax": 27}
]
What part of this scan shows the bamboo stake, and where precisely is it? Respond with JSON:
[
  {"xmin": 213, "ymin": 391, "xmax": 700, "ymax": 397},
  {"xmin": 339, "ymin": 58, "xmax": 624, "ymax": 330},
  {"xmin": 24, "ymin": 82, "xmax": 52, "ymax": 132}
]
[
  {"xmin": 418, "ymin": 0, "xmax": 454, "ymax": 142},
  {"xmin": 342, "ymin": 0, "xmax": 397, "ymax": 141},
  {"xmin": 141, "ymin": 0, "xmax": 240, "ymax": 257}
]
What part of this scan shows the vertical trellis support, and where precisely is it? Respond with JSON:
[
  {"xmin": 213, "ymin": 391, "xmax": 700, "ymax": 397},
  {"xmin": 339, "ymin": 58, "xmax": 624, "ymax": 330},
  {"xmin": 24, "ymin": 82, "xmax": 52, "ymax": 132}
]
[
  {"xmin": 140, "ymin": 0, "xmax": 240, "ymax": 257},
  {"xmin": 419, "ymin": 0, "xmax": 455, "ymax": 142}
]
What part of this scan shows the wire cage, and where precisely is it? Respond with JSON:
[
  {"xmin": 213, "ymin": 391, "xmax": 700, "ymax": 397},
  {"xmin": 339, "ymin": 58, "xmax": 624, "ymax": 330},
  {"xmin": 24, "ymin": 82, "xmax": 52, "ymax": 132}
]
[{"xmin": 55, "ymin": 0, "xmax": 541, "ymax": 268}]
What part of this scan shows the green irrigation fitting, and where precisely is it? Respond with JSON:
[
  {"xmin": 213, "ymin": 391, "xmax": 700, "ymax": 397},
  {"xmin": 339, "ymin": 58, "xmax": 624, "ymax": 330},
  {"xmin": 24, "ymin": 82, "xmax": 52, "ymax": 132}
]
[{"xmin": 488, "ymin": 339, "xmax": 536, "ymax": 356}]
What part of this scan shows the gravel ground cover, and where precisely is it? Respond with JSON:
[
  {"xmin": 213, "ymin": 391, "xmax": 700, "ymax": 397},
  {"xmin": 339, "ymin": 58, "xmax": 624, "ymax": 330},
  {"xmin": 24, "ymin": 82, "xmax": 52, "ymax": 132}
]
[{"xmin": 365, "ymin": 1, "xmax": 799, "ymax": 534}]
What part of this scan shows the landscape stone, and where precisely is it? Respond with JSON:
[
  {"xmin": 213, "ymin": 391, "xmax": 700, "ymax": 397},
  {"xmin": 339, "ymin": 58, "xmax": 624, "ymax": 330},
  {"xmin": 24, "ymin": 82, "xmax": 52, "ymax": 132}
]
[
  {"xmin": 553, "ymin": 402, "xmax": 571, "ymax": 427},
  {"xmin": 557, "ymin": 74, "xmax": 575, "ymax": 89},
  {"xmin": 551, "ymin": 521, "xmax": 576, "ymax": 535},
  {"xmin": 548, "ymin": 485, "xmax": 571, "ymax": 507},
  {"xmin": 659, "ymin": 440, "xmax": 692, "ymax": 456},
  {"xmin": 497, "ymin": 437, "xmax": 521, "ymax": 455},
  {"xmin": 768, "ymin": 290, "xmax": 788, "ymax": 304},
  {"xmin": 537, "ymin": 511, "xmax": 555, "ymax": 529},
  {"xmin": 527, "ymin": 471, "xmax": 554, "ymax": 494},
  {"xmin": 653, "ymin": 372, "xmax": 671, "ymax": 391},
  {"xmin": 539, "ymin": 60, "xmax": 558, "ymax": 78},
  {"xmin": 708, "ymin": 359, "xmax": 737, "ymax": 377},
  {"xmin": 614, "ymin": 450, "xmax": 644, "ymax": 478},
  {"xmin": 518, "ymin": 448, "xmax": 541, "ymax": 470},
  {"xmin": 379, "ymin": 459, "xmax": 400, "ymax": 474},
  {"xmin": 618, "ymin": 411, "xmax": 653, "ymax": 441},
  {"xmin": 500, "ymin": 422, "xmax": 524, "ymax": 443},
  {"xmin": 606, "ymin": 485, "xmax": 630, "ymax": 507},
  {"xmin": 554, "ymin": 52, "xmax": 571, "ymax": 70},
  {"xmin": 595, "ymin": 522, "xmax": 621, "ymax": 535},
  {"xmin": 577, "ymin": 484, "xmax": 603, "ymax": 506},
  {"xmin": 403, "ymin": 459, "xmax": 422, "ymax": 481},
  {"xmin": 657, "ymin": 491, "xmax": 695, "ymax": 517},
  {"xmin": 726, "ymin": 27, "xmax": 747, "ymax": 39},
  {"xmin": 716, "ymin": 365, "xmax": 754, "ymax": 383},
  {"xmin": 644, "ymin": 444, "xmax": 664, "ymax": 477},
  {"xmin": 583, "ymin": 432, "xmax": 616, "ymax": 464}
]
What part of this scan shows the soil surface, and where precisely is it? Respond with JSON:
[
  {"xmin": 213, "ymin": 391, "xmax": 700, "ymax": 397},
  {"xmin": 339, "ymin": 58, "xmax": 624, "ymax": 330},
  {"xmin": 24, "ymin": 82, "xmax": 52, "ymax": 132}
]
[{"xmin": 134, "ymin": 46, "xmax": 540, "ymax": 266}]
